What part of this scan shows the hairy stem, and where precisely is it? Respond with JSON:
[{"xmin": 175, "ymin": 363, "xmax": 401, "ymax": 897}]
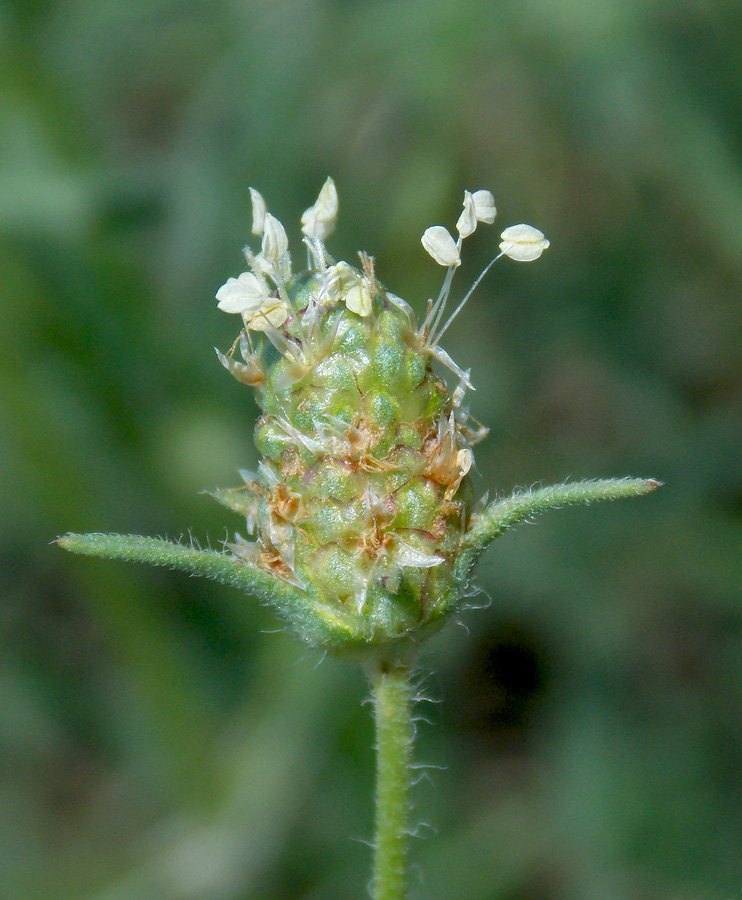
[{"xmin": 369, "ymin": 662, "xmax": 415, "ymax": 900}]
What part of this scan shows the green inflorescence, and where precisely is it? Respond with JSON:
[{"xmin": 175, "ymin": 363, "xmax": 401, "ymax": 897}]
[{"xmin": 60, "ymin": 178, "xmax": 659, "ymax": 656}]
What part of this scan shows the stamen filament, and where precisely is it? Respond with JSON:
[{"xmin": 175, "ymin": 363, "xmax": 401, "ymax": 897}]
[
  {"xmin": 421, "ymin": 262, "xmax": 456, "ymax": 341},
  {"xmin": 422, "ymin": 236, "xmax": 463, "ymax": 344},
  {"xmin": 432, "ymin": 252, "xmax": 503, "ymax": 346}
]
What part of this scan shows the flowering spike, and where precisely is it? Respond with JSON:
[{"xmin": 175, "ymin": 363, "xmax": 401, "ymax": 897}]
[
  {"xmin": 59, "ymin": 178, "xmax": 659, "ymax": 900},
  {"xmin": 62, "ymin": 178, "xmax": 656, "ymax": 655}
]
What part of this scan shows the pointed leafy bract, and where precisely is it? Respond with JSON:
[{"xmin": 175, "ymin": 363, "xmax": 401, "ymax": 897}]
[
  {"xmin": 57, "ymin": 533, "xmax": 362, "ymax": 648},
  {"xmin": 452, "ymin": 478, "xmax": 661, "ymax": 588}
]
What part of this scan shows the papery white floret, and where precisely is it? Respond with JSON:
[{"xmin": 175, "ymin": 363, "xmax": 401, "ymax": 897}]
[
  {"xmin": 301, "ymin": 177, "xmax": 339, "ymax": 240},
  {"xmin": 228, "ymin": 534, "xmax": 261, "ymax": 563},
  {"xmin": 456, "ymin": 448, "xmax": 473, "ymax": 477},
  {"xmin": 345, "ymin": 282, "xmax": 372, "ymax": 317},
  {"xmin": 216, "ymin": 272, "xmax": 268, "ymax": 314},
  {"xmin": 258, "ymin": 459, "xmax": 281, "ymax": 487},
  {"xmin": 456, "ymin": 192, "xmax": 478, "ymax": 239},
  {"xmin": 250, "ymin": 252, "xmax": 274, "ymax": 276},
  {"xmin": 499, "ymin": 224, "xmax": 550, "ymax": 261},
  {"xmin": 472, "ymin": 190, "xmax": 496, "ymax": 224},
  {"xmin": 249, "ymin": 188, "xmax": 267, "ymax": 236},
  {"xmin": 270, "ymin": 416, "xmax": 325, "ymax": 455},
  {"xmin": 421, "ymin": 226, "xmax": 461, "ymax": 267},
  {"xmin": 394, "ymin": 540, "xmax": 444, "ymax": 568},
  {"xmin": 215, "ymin": 271, "xmax": 290, "ymax": 329},
  {"xmin": 261, "ymin": 213, "xmax": 289, "ymax": 265},
  {"xmin": 267, "ymin": 516, "xmax": 296, "ymax": 571},
  {"xmin": 245, "ymin": 297, "xmax": 291, "ymax": 331},
  {"xmin": 325, "ymin": 261, "xmax": 372, "ymax": 317}
]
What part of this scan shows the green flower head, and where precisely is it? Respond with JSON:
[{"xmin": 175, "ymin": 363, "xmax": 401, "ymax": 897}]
[{"xmin": 211, "ymin": 179, "xmax": 549, "ymax": 650}]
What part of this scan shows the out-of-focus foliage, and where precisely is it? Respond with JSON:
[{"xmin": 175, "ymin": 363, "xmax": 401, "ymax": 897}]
[{"xmin": 1, "ymin": 0, "xmax": 740, "ymax": 898}]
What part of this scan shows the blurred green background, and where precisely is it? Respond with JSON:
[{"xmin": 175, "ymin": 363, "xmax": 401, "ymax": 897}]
[{"xmin": 1, "ymin": 0, "xmax": 740, "ymax": 898}]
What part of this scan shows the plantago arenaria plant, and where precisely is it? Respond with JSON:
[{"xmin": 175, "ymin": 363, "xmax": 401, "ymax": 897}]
[{"xmin": 59, "ymin": 179, "xmax": 659, "ymax": 900}]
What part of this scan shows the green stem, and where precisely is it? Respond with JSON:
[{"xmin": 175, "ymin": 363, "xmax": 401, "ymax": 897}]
[{"xmin": 369, "ymin": 662, "xmax": 415, "ymax": 900}]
